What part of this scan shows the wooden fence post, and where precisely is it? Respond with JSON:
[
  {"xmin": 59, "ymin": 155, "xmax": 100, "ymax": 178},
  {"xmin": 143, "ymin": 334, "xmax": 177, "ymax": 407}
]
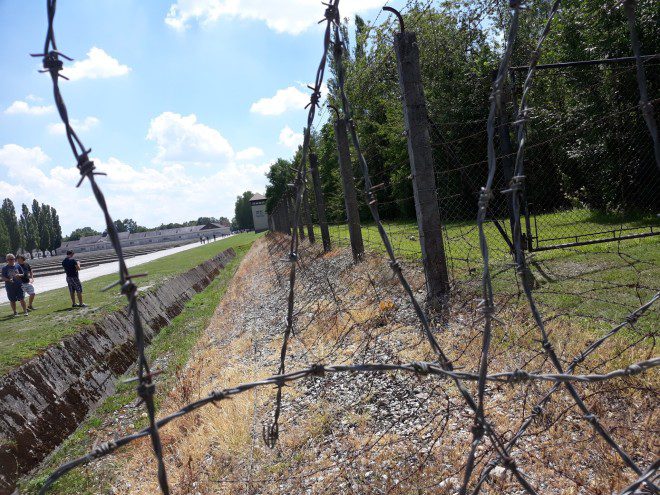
[
  {"xmin": 309, "ymin": 153, "xmax": 331, "ymax": 252},
  {"xmin": 334, "ymin": 117, "xmax": 364, "ymax": 262},
  {"xmin": 303, "ymin": 185, "xmax": 315, "ymax": 243},
  {"xmin": 393, "ymin": 28, "xmax": 450, "ymax": 303}
]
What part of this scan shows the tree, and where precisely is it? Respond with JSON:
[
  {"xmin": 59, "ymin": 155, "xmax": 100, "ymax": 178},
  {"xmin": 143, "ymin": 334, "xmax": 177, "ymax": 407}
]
[
  {"xmin": 66, "ymin": 227, "xmax": 101, "ymax": 241},
  {"xmin": 0, "ymin": 219, "xmax": 9, "ymax": 256},
  {"xmin": 265, "ymin": 159, "xmax": 294, "ymax": 213},
  {"xmin": 1, "ymin": 198, "xmax": 23, "ymax": 253},
  {"xmin": 38, "ymin": 204, "xmax": 52, "ymax": 254},
  {"xmin": 112, "ymin": 218, "xmax": 146, "ymax": 234},
  {"xmin": 50, "ymin": 206, "xmax": 62, "ymax": 251},
  {"xmin": 19, "ymin": 204, "xmax": 38, "ymax": 255},
  {"xmin": 233, "ymin": 191, "xmax": 254, "ymax": 230}
]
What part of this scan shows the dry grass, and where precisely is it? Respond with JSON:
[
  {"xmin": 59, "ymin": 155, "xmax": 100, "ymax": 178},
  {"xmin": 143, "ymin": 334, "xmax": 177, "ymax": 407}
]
[{"xmin": 105, "ymin": 234, "xmax": 657, "ymax": 494}]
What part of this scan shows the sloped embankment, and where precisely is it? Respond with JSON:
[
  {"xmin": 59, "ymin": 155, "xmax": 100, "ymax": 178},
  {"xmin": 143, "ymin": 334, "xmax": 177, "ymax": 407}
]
[
  {"xmin": 107, "ymin": 235, "xmax": 655, "ymax": 495},
  {"xmin": 0, "ymin": 247, "xmax": 235, "ymax": 494}
]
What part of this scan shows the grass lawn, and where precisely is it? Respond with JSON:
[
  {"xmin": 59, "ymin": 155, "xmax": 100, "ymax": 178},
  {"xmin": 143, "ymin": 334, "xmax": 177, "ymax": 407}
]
[
  {"xmin": 0, "ymin": 232, "xmax": 260, "ymax": 377},
  {"xmin": 19, "ymin": 242, "xmax": 252, "ymax": 495},
  {"xmin": 321, "ymin": 209, "xmax": 659, "ymax": 331}
]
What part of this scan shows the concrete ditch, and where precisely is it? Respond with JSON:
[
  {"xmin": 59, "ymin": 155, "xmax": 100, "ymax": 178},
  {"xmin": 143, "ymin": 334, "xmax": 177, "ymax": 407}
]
[{"xmin": 0, "ymin": 247, "xmax": 236, "ymax": 494}]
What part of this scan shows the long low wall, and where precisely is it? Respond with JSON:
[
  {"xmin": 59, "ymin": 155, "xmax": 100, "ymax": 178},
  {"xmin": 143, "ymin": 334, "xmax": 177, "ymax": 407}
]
[{"xmin": 0, "ymin": 248, "xmax": 236, "ymax": 494}]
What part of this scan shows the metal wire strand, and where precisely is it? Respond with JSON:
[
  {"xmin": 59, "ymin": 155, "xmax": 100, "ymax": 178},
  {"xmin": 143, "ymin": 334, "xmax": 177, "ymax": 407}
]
[{"xmin": 34, "ymin": 1, "xmax": 169, "ymax": 493}]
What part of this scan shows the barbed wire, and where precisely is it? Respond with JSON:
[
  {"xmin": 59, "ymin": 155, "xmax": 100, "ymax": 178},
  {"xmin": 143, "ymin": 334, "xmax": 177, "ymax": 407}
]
[
  {"xmin": 32, "ymin": 1, "xmax": 170, "ymax": 493},
  {"xmin": 31, "ymin": 1, "xmax": 659, "ymax": 493}
]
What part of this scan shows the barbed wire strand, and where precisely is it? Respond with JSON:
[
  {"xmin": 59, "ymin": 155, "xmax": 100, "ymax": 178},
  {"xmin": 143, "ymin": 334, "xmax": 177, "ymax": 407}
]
[
  {"xmin": 461, "ymin": 1, "xmax": 523, "ymax": 492},
  {"xmin": 32, "ymin": 1, "xmax": 170, "ymax": 493},
  {"xmin": 471, "ymin": 291, "xmax": 660, "ymax": 493},
  {"xmin": 503, "ymin": 0, "xmax": 658, "ymax": 489},
  {"xmin": 265, "ymin": 0, "xmax": 340, "ymax": 449},
  {"xmin": 333, "ymin": 8, "xmax": 540, "ymax": 494}
]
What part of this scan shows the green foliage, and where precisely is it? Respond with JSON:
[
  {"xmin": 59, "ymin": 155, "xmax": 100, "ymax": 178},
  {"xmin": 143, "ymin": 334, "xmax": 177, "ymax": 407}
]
[
  {"xmin": 1, "ymin": 199, "xmax": 22, "ymax": 253},
  {"xmin": 264, "ymin": 2, "xmax": 658, "ymax": 222},
  {"xmin": 20, "ymin": 204, "xmax": 39, "ymax": 252},
  {"xmin": 66, "ymin": 227, "xmax": 101, "ymax": 242},
  {"xmin": 233, "ymin": 191, "xmax": 255, "ymax": 230}
]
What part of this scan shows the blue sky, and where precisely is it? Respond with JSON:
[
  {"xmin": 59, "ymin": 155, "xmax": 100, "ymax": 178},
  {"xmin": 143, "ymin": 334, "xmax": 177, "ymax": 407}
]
[{"xmin": 0, "ymin": 0, "xmax": 401, "ymax": 234}]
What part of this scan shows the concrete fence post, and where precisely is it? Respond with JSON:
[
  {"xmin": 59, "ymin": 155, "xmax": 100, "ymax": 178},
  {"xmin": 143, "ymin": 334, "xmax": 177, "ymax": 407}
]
[
  {"xmin": 303, "ymin": 185, "xmax": 316, "ymax": 244},
  {"xmin": 334, "ymin": 117, "xmax": 364, "ymax": 262},
  {"xmin": 285, "ymin": 194, "xmax": 294, "ymax": 236},
  {"xmin": 393, "ymin": 29, "xmax": 450, "ymax": 303},
  {"xmin": 309, "ymin": 153, "xmax": 331, "ymax": 252}
]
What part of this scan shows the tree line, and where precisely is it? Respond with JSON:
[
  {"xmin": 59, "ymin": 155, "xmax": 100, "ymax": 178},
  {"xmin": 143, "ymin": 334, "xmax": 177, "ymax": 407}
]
[
  {"xmin": 0, "ymin": 198, "xmax": 62, "ymax": 257},
  {"xmin": 264, "ymin": 1, "xmax": 659, "ymax": 223}
]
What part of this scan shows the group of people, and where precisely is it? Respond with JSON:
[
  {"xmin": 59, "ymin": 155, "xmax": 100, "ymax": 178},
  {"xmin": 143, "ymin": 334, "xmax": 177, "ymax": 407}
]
[
  {"xmin": 3, "ymin": 249, "xmax": 86, "ymax": 316},
  {"xmin": 199, "ymin": 234, "xmax": 217, "ymax": 244},
  {"xmin": 2, "ymin": 254, "xmax": 36, "ymax": 316}
]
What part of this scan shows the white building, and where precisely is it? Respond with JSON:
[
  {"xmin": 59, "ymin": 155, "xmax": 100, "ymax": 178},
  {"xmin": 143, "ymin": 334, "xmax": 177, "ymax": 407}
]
[
  {"xmin": 250, "ymin": 193, "xmax": 269, "ymax": 233},
  {"xmin": 56, "ymin": 223, "xmax": 231, "ymax": 254}
]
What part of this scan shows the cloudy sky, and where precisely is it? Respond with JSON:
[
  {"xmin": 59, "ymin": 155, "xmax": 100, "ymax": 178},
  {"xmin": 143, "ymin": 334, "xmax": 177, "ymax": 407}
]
[{"xmin": 0, "ymin": 0, "xmax": 401, "ymax": 234}]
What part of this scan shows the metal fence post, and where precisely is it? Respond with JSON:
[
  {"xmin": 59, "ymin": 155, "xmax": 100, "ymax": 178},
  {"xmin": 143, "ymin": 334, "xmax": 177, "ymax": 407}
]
[
  {"xmin": 303, "ymin": 185, "xmax": 316, "ymax": 243},
  {"xmin": 392, "ymin": 28, "xmax": 450, "ymax": 302},
  {"xmin": 309, "ymin": 153, "xmax": 331, "ymax": 252},
  {"xmin": 334, "ymin": 116, "xmax": 364, "ymax": 262}
]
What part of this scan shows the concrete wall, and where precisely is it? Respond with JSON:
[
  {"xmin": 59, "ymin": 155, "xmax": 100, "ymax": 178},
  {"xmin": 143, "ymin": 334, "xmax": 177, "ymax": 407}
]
[
  {"xmin": 251, "ymin": 201, "xmax": 269, "ymax": 233},
  {"xmin": 0, "ymin": 248, "xmax": 236, "ymax": 494}
]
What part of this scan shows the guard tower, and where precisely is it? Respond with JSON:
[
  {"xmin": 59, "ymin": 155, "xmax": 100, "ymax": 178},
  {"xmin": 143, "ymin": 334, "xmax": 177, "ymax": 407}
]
[{"xmin": 250, "ymin": 193, "xmax": 268, "ymax": 233}]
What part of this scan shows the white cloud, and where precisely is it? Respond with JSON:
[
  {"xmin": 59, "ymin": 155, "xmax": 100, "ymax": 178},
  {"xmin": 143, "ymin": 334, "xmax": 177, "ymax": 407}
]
[
  {"xmin": 278, "ymin": 125, "xmax": 303, "ymax": 150},
  {"xmin": 61, "ymin": 47, "xmax": 131, "ymax": 81},
  {"xmin": 165, "ymin": 0, "xmax": 385, "ymax": 35},
  {"xmin": 0, "ymin": 144, "xmax": 50, "ymax": 169},
  {"xmin": 25, "ymin": 94, "xmax": 43, "ymax": 102},
  {"xmin": 250, "ymin": 86, "xmax": 309, "ymax": 116},
  {"xmin": 236, "ymin": 146, "xmax": 264, "ymax": 161},
  {"xmin": 47, "ymin": 116, "xmax": 100, "ymax": 135},
  {"xmin": 4, "ymin": 100, "xmax": 55, "ymax": 116},
  {"xmin": 147, "ymin": 112, "xmax": 234, "ymax": 165}
]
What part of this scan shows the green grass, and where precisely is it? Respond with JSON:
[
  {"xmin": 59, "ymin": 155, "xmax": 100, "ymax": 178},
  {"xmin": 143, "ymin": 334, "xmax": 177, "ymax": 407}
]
[
  {"xmin": 0, "ymin": 233, "xmax": 259, "ymax": 376},
  {"xmin": 321, "ymin": 208, "xmax": 659, "ymax": 330},
  {"xmin": 19, "ymin": 242, "xmax": 252, "ymax": 495}
]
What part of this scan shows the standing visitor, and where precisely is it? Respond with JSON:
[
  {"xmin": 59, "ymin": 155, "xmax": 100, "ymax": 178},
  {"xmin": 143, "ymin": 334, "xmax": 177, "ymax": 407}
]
[
  {"xmin": 62, "ymin": 250, "xmax": 86, "ymax": 308},
  {"xmin": 16, "ymin": 255, "xmax": 36, "ymax": 310},
  {"xmin": 2, "ymin": 253, "xmax": 28, "ymax": 316}
]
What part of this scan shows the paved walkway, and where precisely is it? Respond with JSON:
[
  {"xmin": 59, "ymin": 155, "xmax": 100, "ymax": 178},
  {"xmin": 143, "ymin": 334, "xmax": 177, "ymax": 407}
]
[{"xmin": 0, "ymin": 238, "xmax": 229, "ymax": 304}]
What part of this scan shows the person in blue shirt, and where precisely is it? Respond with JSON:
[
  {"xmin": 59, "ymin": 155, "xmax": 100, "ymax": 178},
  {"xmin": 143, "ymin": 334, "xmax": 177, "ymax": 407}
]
[
  {"xmin": 62, "ymin": 250, "xmax": 86, "ymax": 308},
  {"xmin": 2, "ymin": 253, "xmax": 28, "ymax": 316}
]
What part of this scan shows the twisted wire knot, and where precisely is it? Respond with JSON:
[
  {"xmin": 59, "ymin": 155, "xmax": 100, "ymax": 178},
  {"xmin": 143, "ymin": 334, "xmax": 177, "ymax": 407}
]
[
  {"xmin": 411, "ymin": 361, "xmax": 431, "ymax": 375},
  {"xmin": 91, "ymin": 441, "xmax": 117, "ymax": 459},
  {"xmin": 584, "ymin": 413, "xmax": 598, "ymax": 425},
  {"xmin": 137, "ymin": 381, "xmax": 156, "ymax": 401},
  {"xmin": 323, "ymin": 2, "xmax": 339, "ymax": 24},
  {"xmin": 502, "ymin": 456, "xmax": 517, "ymax": 469},
  {"xmin": 531, "ymin": 405, "xmax": 543, "ymax": 416},
  {"xmin": 478, "ymin": 187, "xmax": 493, "ymax": 211},
  {"xmin": 43, "ymin": 51, "xmax": 64, "ymax": 73},
  {"xmin": 210, "ymin": 390, "xmax": 227, "ymax": 401},
  {"xmin": 571, "ymin": 352, "xmax": 586, "ymax": 366},
  {"xmin": 508, "ymin": 369, "xmax": 528, "ymax": 383},
  {"xmin": 77, "ymin": 155, "xmax": 95, "ymax": 177},
  {"xmin": 263, "ymin": 423, "xmax": 279, "ymax": 449},
  {"xmin": 310, "ymin": 363, "xmax": 326, "ymax": 376},
  {"xmin": 471, "ymin": 423, "xmax": 485, "ymax": 439},
  {"xmin": 625, "ymin": 312, "xmax": 640, "ymax": 325},
  {"xmin": 503, "ymin": 175, "xmax": 526, "ymax": 194},
  {"xmin": 389, "ymin": 260, "xmax": 402, "ymax": 273},
  {"xmin": 625, "ymin": 363, "xmax": 642, "ymax": 375},
  {"xmin": 121, "ymin": 280, "xmax": 137, "ymax": 297},
  {"xmin": 541, "ymin": 340, "xmax": 554, "ymax": 352}
]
